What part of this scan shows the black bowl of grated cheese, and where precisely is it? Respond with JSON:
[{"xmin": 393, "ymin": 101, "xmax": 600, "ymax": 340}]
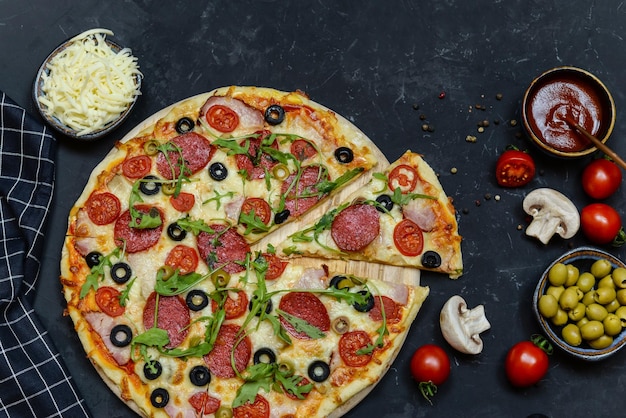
[{"xmin": 33, "ymin": 28, "xmax": 142, "ymax": 141}]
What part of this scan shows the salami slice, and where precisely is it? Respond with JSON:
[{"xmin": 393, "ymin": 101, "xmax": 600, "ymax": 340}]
[
  {"xmin": 143, "ymin": 292, "xmax": 190, "ymax": 349},
  {"xmin": 235, "ymin": 131, "xmax": 279, "ymax": 180},
  {"xmin": 113, "ymin": 205, "xmax": 164, "ymax": 253},
  {"xmin": 331, "ymin": 203, "xmax": 380, "ymax": 252},
  {"xmin": 278, "ymin": 292, "xmax": 330, "ymax": 339},
  {"xmin": 196, "ymin": 224, "xmax": 250, "ymax": 273},
  {"xmin": 204, "ymin": 323, "xmax": 251, "ymax": 379},
  {"xmin": 156, "ymin": 132, "xmax": 215, "ymax": 180},
  {"xmin": 188, "ymin": 392, "xmax": 221, "ymax": 415},
  {"xmin": 368, "ymin": 295, "xmax": 401, "ymax": 324},
  {"xmin": 281, "ymin": 165, "xmax": 329, "ymax": 218}
]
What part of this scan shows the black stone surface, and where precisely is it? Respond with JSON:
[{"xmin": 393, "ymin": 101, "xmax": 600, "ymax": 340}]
[{"xmin": 2, "ymin": 1, "xmax": 626, "ymax": 417}]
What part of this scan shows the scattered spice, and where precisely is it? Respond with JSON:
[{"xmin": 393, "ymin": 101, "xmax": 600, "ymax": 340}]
[
  {"xmin": 517, "ymin": 224, "xmax": 523, "ymax": 230},
  {"xmin": 474, "ymin": 200, "xmax": 481, "ymax": 207},
  {"xmin": 450, "ymin": 167, "xmax": 458, "ymax": 174},
  {"xmin": 496, "ymin": 93, "xmax": 503, "ymax": 100},
  {"xmin": 465, "ymin": 135, "xmax": 477, "ymax": 143},
  {"xmin": 439, "ymin": 91, "xmax": 446, "ymax": 99},
  {"xmin": 494, "ymin": 194, "xmax": 501, "ymax": 201},
  {"xmin": 484, "ymin": 193, "xmax": 492, "ymax": 201},
  {"xmin": 477, "ymin": 127, "xmax": 485, "ymax": 133},
  {"xmin": 412, "ymin": 103, "xmax": 420, "ymax": 110},
  {"xmin": 462, "ymin": 208, "xmax": 470, "ymax": 214},
  {"xmin": 510, "ymin": 119, "xmax": 518, "ymax": 127},
  {"xmin": 419, "ymin": 114, "xmax": 426, "ymax": 120}
]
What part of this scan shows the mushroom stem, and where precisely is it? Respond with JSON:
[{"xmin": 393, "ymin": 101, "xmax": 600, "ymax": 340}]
[{"xmin": 440, "ymin": 295, "xmax": 491, "ymax": 355}]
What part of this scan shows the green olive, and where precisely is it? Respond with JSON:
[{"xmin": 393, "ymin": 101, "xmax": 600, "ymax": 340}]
[
  {"xmin": 559, "ymin": 287, "xmax": 579, "ymax": 310},
  {"xmin": 143, "ymin": 139, "xmax": 160, "ymax": 156},
  {"xmin": 615, "ymin": 306, "xmax": 626, "ymax": 327},
  {"xmin": 603, "ymin": 313, "xmax": 623, "ymax": 336},
  {"xmin": 211, "ymin": 269, "xmax": 231, "ymax": 288},
  {"xmin": 161, "ymin": 182, "xmax": 177, "ymax": 195},
  {"xmin": 576, "ymin": 272, "xmax": 596, "ymax": 293},
  {"xmin": 594, "ymin": 286, "xmax": 617, "ymax": 305},
  {"xmin": 612, "ymin": 267, "xmax": 626, "ymax": 289},
  {"xmin": 546, "ymin": 285, "xmax": 565, "ymax": 301},
  {"xmin": 591, "ymin": 258, "xmax": 612, "ymax": 279},
  {"xmin": 586, "ymin": 303, "xmax": 608, "ymax": 321},
  {"xmin": 215, "ymin": 406, "xmax": 234, "ymax": 418},
  {"xmin": 577, "ymin": 317, "xmax": 590, "ymax": 328},
  {"xmin": 605, "ymin": 298, "xmax": 621, "ymax": 313},
  {"xmin": 157, "ymin": 265, "xmax": 175, "ymax": 281},
  {"xmin": 580, "ymin": 320, "xmax": 605, "ymax": 340},
  {"xmin": 538, "ymin": 294, "xmax": 559, "ymax": 318},
  {"xmin": 565, "ymin": 264, "xmax": 580, "ymax": 287},
  {"xmin": 617, "ymin": 289, "xmax": 626, "ymax": 305},
  {"xmin": 598, "ymin": 275, "xmax": 616, "ymax": 289},
  {"xmin": 271, "ymin": 163, "xmax": 290, "ymax": 180},
  {"xmin": 582, "ymin": 290, "xmax": 597, "ymax": 306},
  {"xmin": 588, "ymin": 334, "xmax": 613, "ymax": 349},
  {"xmin": 562, "ymin": 323, "xmax": 582, "ymax": 346},
  {"xmin": 548, "ymin": 263, "xmax": 568, "ymax": 286},
  {"xmin": 551, "ymin": 308, "xmax": 569, "ymax": 326},
  {"xmin": 568, "ymin": 303, "xmax": 586, "ymax": 322}
]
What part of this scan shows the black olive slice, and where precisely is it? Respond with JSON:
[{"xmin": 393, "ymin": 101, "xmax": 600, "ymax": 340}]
[
  {"xmin": 85, "ymin": 251, "xmax": 102, "ymax": 268},
  {"xmin": 110, "ymin": 262, "xmax": 132, "ymax": 284},
  {"xmin": 375, "ymin": 194, "xmax": 394, "ymax": 213},
  {"xmin": 139, "ymin": 175, "xmax": 161, "ymax": 196},
  {"xmin": 144, "ymin": 360, "xmax": 163, "ymax": 380},
  {"xmin": 167, "ymin": 222, "xmax": 187, "ymax": 241},
  {"xmin": 175, "ymin": 117, "xmax": 195, "ymax": 134},
  {"xmin": 249, "ymin": 295, "xmax": 273, "ymax": 316},
  {"xmin": 352, "ymin": 290, "xmax": 375, "ymax": 312},
  {"xmin": 421, "ymin": 251, "xmax": 442, "ymax": 268},
  {"xmin": 308, "ymin": 360, "xmax": 330, "ymax": 382},
  {"xmin": 110, "ymin": 324, "xmax": 133, "ymax": 347},
  {"xmin": 334, "ymin": 147, "xmax": 354, "ymax": 164},
  {"xmin": 189, "ymin": 365, "xmax": 211, "ymax": 386},
  {"xmin": 329, "ymin": 275, "xmax": 353, "ymax": 289},
  {"xmin": 264, "ymin": 104, "xmax": 285, "ymax": 125},
  {"xmin": 274, "ymin": 209, "xmax": 290, "ymax": 225},
  {"xmin": 150, "ymin": 388, "xmax": 169, "ymax": 408},
  {"xmin": 186, "ymin": 289, "xmax": 209, "ymax": 311},
  {"xmin": 253, "ymin": 348, "xmax": 277, "ymax": 365},
  {"xmin": 209, "ymin": 162, "xmax": 228, "ymax": 181}
]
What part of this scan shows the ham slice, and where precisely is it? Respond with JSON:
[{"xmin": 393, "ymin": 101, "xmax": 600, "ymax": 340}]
[
  {"xmin": 200, "ymin": 96, "xmax": 264, "ymax": 133},
  {"xmin": 84, "ymin": 312, "xmax": 130, "ymax": 365},
  {"xmin": 294, "ymin": 267, "xmax": 326, "ymax": 290},
  {"xmin": 403, "ymin": 198, "xmax": 437, "ymax": 232}
]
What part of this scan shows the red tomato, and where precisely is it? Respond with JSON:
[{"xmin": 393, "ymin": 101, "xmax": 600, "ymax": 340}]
[
  {"xmin": 393, "ymin": 219, "xmax": 424, "ymax": 256},
  {"xmin": 240, "ymin": 197, "xmax": 272, "ymax": 225},
  {"xmin": 388, "ymin": 164, "xmax": 418, "ymax": 193},
  {"xmin": 233, "ymin": 394, "xmax": 270, "ymax": 418},
  {"xmin": 85, "ymin": 192, "xmax": 121, "ymax": 225},
  {"xmin": 581, "ymin": 158, "xmax": 622, "ymax": 199},
  {"xmin": 165, "ymin": 245, "xmax": 199, "ymax": 274},
  {"xmin": 495, "ymin": 149, "xmax": 535, "ymax": 187},
  {"xmin": 122, "ymin": 155, "xmax": 152, "ymax": 179},
  {"xmin": 211, "ymin": 290, "xmax": 248, "ymax": 319},
  {"xmin": 263, "ymin": 253, "xmax": 288, "ymax": 280},
  {"xmin": 505, "ymin": 340, "xmax": 549, "ymax": 387},
  {"xmin": 95, "ymin": 286, "xmax": 125, "ymax": 317},
  {"xmin": 206, "ymin": 104, "xmax": 239, "ymax": 132},
  {"xmin": 580, "ymin": 203, "xmax": 623, "ymax": 244},
  {"xmin": 169, "ymin": 192, "xmax": 195, "ymax": 212},
  {"xmin": 410, "ymin": 344, "xmax": 450, "ymax": 386}
]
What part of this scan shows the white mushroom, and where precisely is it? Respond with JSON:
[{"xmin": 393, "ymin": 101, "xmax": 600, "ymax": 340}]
[
  {"xmin": 522, "ymin": 188, "xmax": 580, "ymax": 245},
  {"xmin": 440, "ymin": 295, "xmax": 491, "ymax": 355}
]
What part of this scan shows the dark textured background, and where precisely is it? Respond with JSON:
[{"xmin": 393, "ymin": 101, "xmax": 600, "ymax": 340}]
[{"xmin": 2, "ymin": 1, "xmax": 626, "ymax": 416}]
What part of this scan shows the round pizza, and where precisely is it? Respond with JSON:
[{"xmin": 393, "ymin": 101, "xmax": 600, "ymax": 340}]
[{"xmin": 60, "ymin": 86, "xmax": 460, "ymax": 417}]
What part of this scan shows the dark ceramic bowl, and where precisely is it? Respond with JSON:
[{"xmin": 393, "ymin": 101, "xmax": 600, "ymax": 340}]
[
  {"xmin": 533, "ymin": 246, "xmax": 626, "ymax": 361},
  {"xmin": 522, "ymin": 66, "xmax": 615, "ymax": 158},
  {"xmin": 33, "ymin": 32, "xmax": 141, "ymax": 141}
]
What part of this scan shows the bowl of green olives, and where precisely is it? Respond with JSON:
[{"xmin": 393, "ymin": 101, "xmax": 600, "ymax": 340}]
[{"xmin": 533, "ymin": 246, "xmax": 626, "ymax": 361}]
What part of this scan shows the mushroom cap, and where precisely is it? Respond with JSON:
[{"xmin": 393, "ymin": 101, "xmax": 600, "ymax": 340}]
[{"xmin": 523, "ymin": 188, "xmax": 580, "ymax": 243}]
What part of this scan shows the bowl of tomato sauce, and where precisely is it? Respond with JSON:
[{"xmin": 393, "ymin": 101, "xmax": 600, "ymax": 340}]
[{"xmin": 522, "ymin": 66, "xmax": 615, "ymax": 158}]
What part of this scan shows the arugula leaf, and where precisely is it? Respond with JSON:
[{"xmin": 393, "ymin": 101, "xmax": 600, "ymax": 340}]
[
  {"xmin": 118, "ymin": 277, "xmax": 135, "ymax": 307},
  {"xmin": 233, "ymin": 362, "xmax": 313, "ymax": 407},
  {"xmin": 128, "ymin": 181, "xmax": 163, "ymax": 229},
  {"xmin": 213, "ymin": 138, "xmax": 250, "ymax": 156},
  {"xmin": 276, "ymin": 309, "xmax": 326, "ymax": 339},
  {"xmin": 203, "ymin": 190, "xmax": 234, "ymax": 210},
  {"xmin": 154, "ymin": 269, "xmax": 206, "ymax": 296},
  {"xmin": 131, "ymin": 327, "xmax": 170, "ymax": 353},
  {"xmin": 239, "ymin": 210, "xmax": 270, "ymax": 235},
  {"xmin": 175, "ymin": 216, "xmax": 215, "ymax": 235},
  {"xmin": 316, "ymin": 167, "xmax": 364, "ymax": 194},
  {"xmin": 390, "ymin": 186, "xmax": 436, "ymax": 206},
  {"xmin": 372, "ymin": 172, "xmax": 389, "ymax": 194},
  {"xmin": 79, "ymin": 247, "xmax": 122, "ymax": 298}
]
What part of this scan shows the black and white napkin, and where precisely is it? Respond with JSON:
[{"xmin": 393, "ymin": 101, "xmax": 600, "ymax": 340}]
[{"xmin": 0, "ymin": 92, "xmax": 90, "ymax": 418}]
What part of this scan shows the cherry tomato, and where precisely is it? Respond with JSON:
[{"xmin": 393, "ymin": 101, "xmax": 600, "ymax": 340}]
[
  {"xmin": 206, "ymin": 104, "xmax": 239, "ymax": 132},
  {"xmin": 165, "ymin": 244, "xmax": 199, "ymax": 274},
  {"xmin": 581, "ymin": 158, "xmax": 622, "ymax": 199},
  {"xmin": 580, "ymin": 203, "xmax": 623, "ymax": 244},
  {"xmin": 388, "ymin": 164, "xmax": 418, "ymax": 193},
  {"xmin": 410, "ymin": 344, "xmax": 450, "ymax": 403},
  {"xmin": 122, "ymin": 155, "xmax": 152, "ymax": 179},
  {"xmin": 393, "ymin": 219, "xmax": 424, "ymax": 256},
  {"xmin": 495, "ymin": 149, "xmax": 535, "ymax": 187},
  {"xmin": 240, "ymin": 197, "xmax": 272, "ymax": 225},
  {"xmin": 95, "ymin": 286, "xmax": 125, "ymax": 317},
  {"xmin": 505, "ymin": 338, "xmax": 550, "ymax": 387},
  {"xmin": 262, "ymin": 253, "xmax": 288, "ymax": 280},
  {"xmin": 170, "ymin": 192, "xmax": 195, "ymax": 212}
]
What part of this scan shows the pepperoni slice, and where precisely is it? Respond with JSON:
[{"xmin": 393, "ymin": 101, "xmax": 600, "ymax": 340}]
[
  {"xmin": 211, "ymin": 290, "xmax": 248, "ymax": 319},
  {"xmin": 143, "ymin": 292, "xmax": 190, "ymax": 349},
  {"xmin": 290, "ymin": 139, "xmax": 317, "ymax": 161},
  {"xmin": 240, "ymin": 197, "xmax": 272, "ymax": 225},
  {"xmin": 369, "ymin": 296, "xmax": 401, "ymax": 324},
  {"xmin": 233, "ymin": 394, "xmax": 270, "ymax": 418},
  {"xmin": 156, "ymin": 132, "xmax": 215, "ymax": 180},
  {"xmin": 206, "ymin": 104, "xmax": 239, "ymax": 132},
  {"xmin": 388, "ymin": 164, "xmax": 418, "ymax": 194},
  {"xmin": 170, "ymin": 191, "xmax": 195, "ymax": 212},
  {"xmin": 85, "ymin": 192, "xmax": 121, "ymax": 225},
  {"xmin": 331, "ymin": 204, "xmax": 380, "ymax": 252},
  {"xmin": 339, "ymin": 330, "xmax": 373, "ymax": 367},
  {"xmin": 197, "ymin": 224, "xmax": 250, "ymax": 274},
  {"xmin": 164, "ymin": 245, "xmax": 199, "ymax": 275},
  {"xmin": 393, "ymin": 218, "xmax": 424, "ymax": 257},
  {"xmin": 122, "ymin": 155, "xmax": 152, "ymax": 179},
  {"xmin": 95, "ymin": 286, "xmax": 125, "ymax": 317},
  {"xmin": 278, "ymin": 292, "xmax": 330, "ymax": 339},
  {"xmin": 263, "ymin": 253, "xmax": 288, "ymax": 280},
  {"xmin": 235, "ymin": 131, "xmax": 279, "ymax": 180},
  {"xmin": 281, "ymin": 165, "xmax": 329, "ymax": 218},
  {"xmin": 204, "ymin": 323, "xmax": 251, "ymax": 378},
  {"xmin": 188, "ymin": 392, "xmax": 220, "ymax": 415},
  {"xmin": 114, "ymin": 205, "xmax": 164, "ymax": 253}
]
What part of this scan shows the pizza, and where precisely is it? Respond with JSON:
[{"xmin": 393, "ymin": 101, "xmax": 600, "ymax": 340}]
[
  {"xmin": 59, "ymin": 86, "xmax": 458, "ymax": 418},
  {"xmin": 275, "ymin": 151, "xmax": 463, "ymax": 279}
]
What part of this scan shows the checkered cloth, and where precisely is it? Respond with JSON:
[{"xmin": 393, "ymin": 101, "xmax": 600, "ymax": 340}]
[{"xmin": 0, "ymin": 92, "xmax": 90, "ymax": 417}]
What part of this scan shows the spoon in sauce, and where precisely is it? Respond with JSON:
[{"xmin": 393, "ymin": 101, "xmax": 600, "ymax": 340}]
[{"xmin": 562, "ymin": 115, "xmax": 626, "ymax": 170}]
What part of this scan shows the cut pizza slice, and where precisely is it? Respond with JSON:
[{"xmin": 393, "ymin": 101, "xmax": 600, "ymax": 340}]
[{"xmin": 276, "ymin": 151, "xmax": 463, "ymax": 278}]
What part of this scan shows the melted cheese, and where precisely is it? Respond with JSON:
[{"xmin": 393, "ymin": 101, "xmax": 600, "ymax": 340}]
[{"xmin": 39, "ymin": 28, "xmax": 142, "ymax": 136}]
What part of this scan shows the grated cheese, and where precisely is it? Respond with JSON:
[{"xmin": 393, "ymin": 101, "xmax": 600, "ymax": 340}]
[{"xmin": 38, "ymin": 28, "xmax": 142, "ymax": 136}]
